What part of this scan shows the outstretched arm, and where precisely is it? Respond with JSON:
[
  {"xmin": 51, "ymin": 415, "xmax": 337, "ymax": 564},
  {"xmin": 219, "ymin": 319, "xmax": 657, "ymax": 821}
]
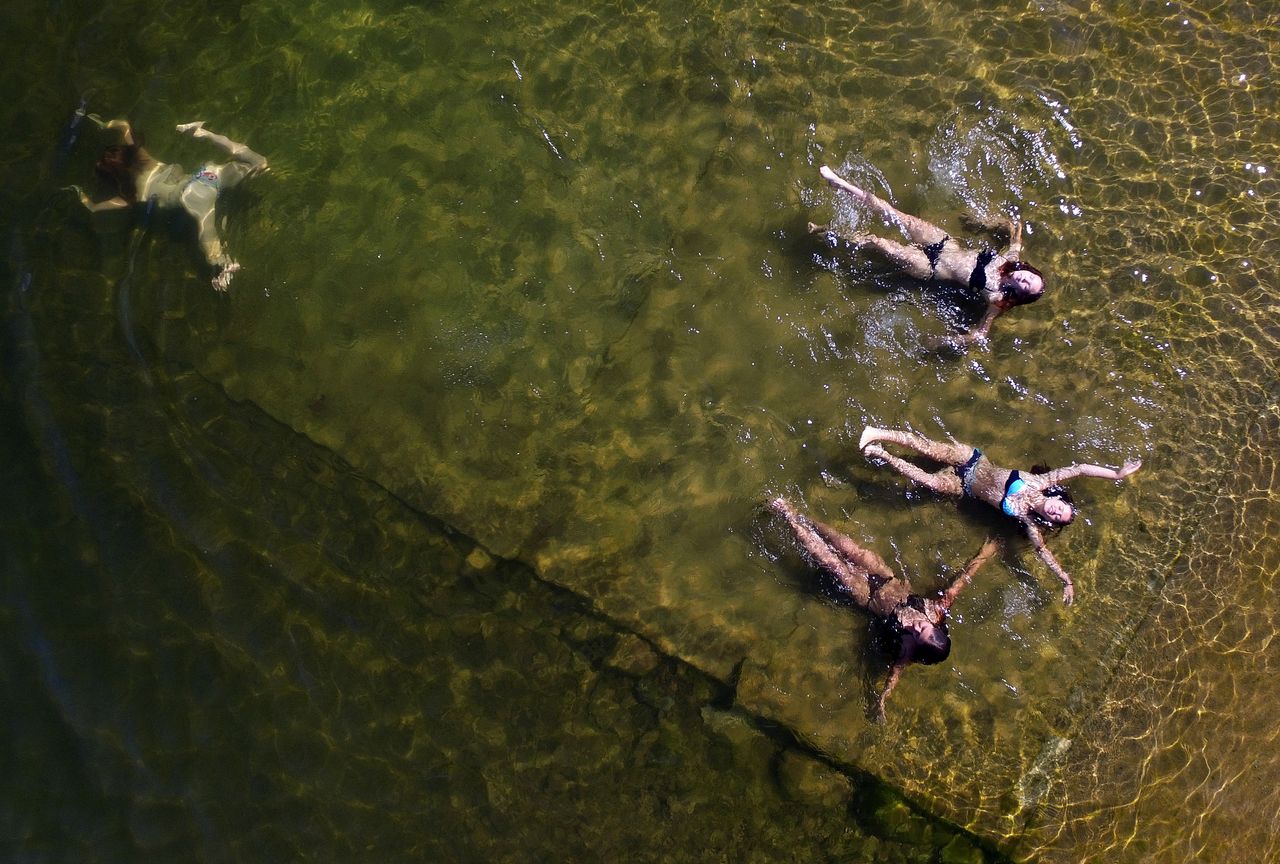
[
  {"xmin": 874, "ymin": 659, "xmax": 909, "ymax": 722},
  {"xmin": 1023, "ymin": 521, "xmax": 1074, "ymax": 605},
  {"xmin": 1039, "ymin": 459, "xmax": 1142, "ymax": 486},
  {"xmin": 939, "ymin": 537, "xmax": 1000, "ymax": 611},
  {"xmin": 1004, "ymin": 216, "xmax": 1023, "ymax": 261},
  {"xmin": 927, "ymin": 303, "xmax": 1003, "ymax": 351},
  {"xmin": 968, "ymin": 303, "xmax": 1002, "ymax": 342},
  {"xmin": 66, "ymin": 185, "xmax": 130, "ymax": 213}
]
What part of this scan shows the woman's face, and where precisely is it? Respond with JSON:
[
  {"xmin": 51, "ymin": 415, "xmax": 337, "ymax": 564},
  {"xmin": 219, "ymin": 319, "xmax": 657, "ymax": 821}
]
[
  {"xmin": 1038, "ymin": 496, "xmax": 1075, "ymax": 524},
  {"xmin": 1006, "ymin": 268, "xmax": 1045, "ymax": 301},
  {"xmin": 899, "ymin": 602, "xmax": 946, "ymax": 638},
  {"xmin": 896, "ymin": 602, "xmax": 950, "ymax": 664}
]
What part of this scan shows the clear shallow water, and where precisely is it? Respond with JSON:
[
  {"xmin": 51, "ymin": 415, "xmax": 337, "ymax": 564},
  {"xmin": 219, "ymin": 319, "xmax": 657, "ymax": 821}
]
[{"xmin": 3, "ymin": 0, "xmax": 1278, "ymax": 861}]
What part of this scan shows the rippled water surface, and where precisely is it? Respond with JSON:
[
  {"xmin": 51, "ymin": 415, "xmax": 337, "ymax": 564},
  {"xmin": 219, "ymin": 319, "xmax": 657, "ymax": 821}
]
[{"xmin": 3, "ymin": 0, "xmax": 1278, "ymax": 861}]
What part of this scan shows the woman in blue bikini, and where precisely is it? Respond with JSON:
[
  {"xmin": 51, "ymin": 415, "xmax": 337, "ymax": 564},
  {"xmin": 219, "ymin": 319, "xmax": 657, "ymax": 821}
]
[
  {"xmin": 69, "ymin": 117, "xmax": 268, "ymax": 291},
  {"xmin": 857, "ymin": 426, "xmax": 1142, "ymax": 605}
]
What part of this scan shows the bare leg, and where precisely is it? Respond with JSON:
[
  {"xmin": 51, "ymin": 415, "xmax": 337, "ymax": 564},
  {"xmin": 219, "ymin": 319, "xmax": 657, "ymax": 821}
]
[
  {"xmin": 820, "ymin": 165, "xmax": 947, "ymax": 246},
  {"xmin": 863, "ymin": 444, "xmax": 964, "ymax": 498},
  {"xmin": 769, "ymin": 498, "xmax": 852, "ymax": 572},
  {"xmin": 848, "ymin": 234, "xmax": 935, "ymax": 280},
  {"xmin": 874, "ymin": 659, "xmax": 907, "ymax": 723},
  {"xmin": 767, "ymin": 498, "xmax": 874, "ymax": 607},
  {"xmin": 859, "ymin": 427, "xmax": 974, "ymax": 465},
  {"xmin": 85, "ymin": 115, "xmax": 136, "ymax": 144},
  {"xmin": 810, "ymin": 221, "xmax": 935, "ymax": 281},
  {"xmin": 181, "ymin": 182, "xmax": 238, "ymax": 291},
  {"xmin": 810, "ymin": 520, "xmax": 896, "ymax": 582}
]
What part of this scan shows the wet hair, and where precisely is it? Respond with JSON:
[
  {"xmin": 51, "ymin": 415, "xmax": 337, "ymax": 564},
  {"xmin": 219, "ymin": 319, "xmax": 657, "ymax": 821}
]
[
  {"xmin": 1030, "ymin": 464, "xmax": 1076, "ymax": 525},
  {"xmin": 1042, "ymin": 484, "xmax": 1075, "ymax": 523},
  {"xmin": 998, "ymin": 260, "xmax": 1045, "ymax": 305},
  {"xmin": 872, "ymin": 596, "xmax": 952, "ymax": 666},
  {"xmin": 94, "ymin": 144, "xmax": 146, "ymax": 202},
  {"xmin": 902, "ymin": 620, "xmax": 951, "ymax": 665}
]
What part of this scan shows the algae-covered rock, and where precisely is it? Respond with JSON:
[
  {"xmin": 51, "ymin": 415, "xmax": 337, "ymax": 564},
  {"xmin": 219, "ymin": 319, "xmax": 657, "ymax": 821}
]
[
  {"xmin": 939, "ymin": 834, "xmax": 986, "ymax": 864},
  {"xmin": 606, "ymin": 633, "xmax": 660, "ymax": 677},
  {"xmin": 699, "ymin": 705, "xmax": 759, "ymax": 750},
  {"xmin": 775, "ymin": 749, "xmax": 851, "ymax": 807},
  {"xmin": 465, "ymin": 546, "xmax": 493, "ymax": 570},
  {"xmin": 870, "ymin": 794, "xmax": 920, "ymax": 843}
]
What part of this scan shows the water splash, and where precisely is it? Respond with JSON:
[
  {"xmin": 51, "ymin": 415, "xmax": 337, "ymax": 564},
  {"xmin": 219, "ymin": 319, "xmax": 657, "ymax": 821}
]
[{"xmin": 927, "ymin": 98, "xmax": 1071, "ymax": 222}]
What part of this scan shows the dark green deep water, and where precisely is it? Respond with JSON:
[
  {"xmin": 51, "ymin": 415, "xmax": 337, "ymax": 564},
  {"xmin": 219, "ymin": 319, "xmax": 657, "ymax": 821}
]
[{"xmin": 3, "ymin": 1, "xmax": 1279, "ymax": 861}]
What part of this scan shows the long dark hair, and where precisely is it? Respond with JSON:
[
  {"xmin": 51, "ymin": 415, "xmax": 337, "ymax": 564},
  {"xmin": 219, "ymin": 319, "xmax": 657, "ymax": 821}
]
[
  {"xmin": 872, "ymin": 596, "xmax": 951, "ymax": 666},
  {"xmin": 94, "ymin": 143, "xmax": 147, "ymax": 202},
  {"xmin": 998, "ymin": 259, "xmax": 1045, "ymax": 305}
]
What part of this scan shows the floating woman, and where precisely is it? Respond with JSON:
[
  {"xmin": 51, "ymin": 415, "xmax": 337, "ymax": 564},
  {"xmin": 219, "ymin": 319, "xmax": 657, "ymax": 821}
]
[
  {"xmin": 768, "ymin": 497, "xmax": 999, "ymax": 720},
  {"xmin": 858, "ymin": 426, "xmax": 1142, "ymax": 605},
  {"xmin": 813, "ymin": 165, "xmax": 1044, "ymax": 348},
  {"xmin": 68, "ymin": 117, "xmax": 269, "ymax": 291}
]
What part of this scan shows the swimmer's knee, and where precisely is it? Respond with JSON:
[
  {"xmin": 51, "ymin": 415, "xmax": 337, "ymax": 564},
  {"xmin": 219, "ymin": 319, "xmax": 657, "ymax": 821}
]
[{"xmin": 239, "ymin": 157, "xmax": 269, "ymax": 177}]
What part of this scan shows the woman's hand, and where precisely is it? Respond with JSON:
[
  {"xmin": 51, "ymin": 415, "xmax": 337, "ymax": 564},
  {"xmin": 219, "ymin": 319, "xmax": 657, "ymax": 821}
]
[
  {"xmin": 211, "ymin": 259, "xmax": 241, "ymax": 292},
  {"xmin": 871, "ymin": 695, "xmax": 888, "ymax": 724}
]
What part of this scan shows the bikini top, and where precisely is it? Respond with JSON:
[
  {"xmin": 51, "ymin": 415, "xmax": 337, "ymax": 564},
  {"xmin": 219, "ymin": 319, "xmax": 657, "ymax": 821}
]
[
  {"xmin": 1001, "ymin": 470, "xmax": 1027, "ymax": 516},
  {"xmin": 954, "ymin": 448, "xmax": 983, "ymax": 498},
  {"xmin": 923, "ymin": 239, "xmax": 999, "ymax": 292},
  {"xmin": 968, "ymin": 248, "xmax": 998, "ymax": 291}
]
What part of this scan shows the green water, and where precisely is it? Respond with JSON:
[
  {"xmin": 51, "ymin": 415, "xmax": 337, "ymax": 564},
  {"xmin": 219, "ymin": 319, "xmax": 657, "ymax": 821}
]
[{"xmin": 3, "ymin": 0, "xmax": 1278, "ymax": 861}]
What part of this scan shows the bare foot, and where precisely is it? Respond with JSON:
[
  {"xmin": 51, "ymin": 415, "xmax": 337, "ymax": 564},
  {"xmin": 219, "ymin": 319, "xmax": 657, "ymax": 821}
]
[
  {"xmin": 766, "ymin": 497, "xmax": 793, "ymax": 518},
  {"xmin": 863, "ymin": 443, "xmax": 889, "ymax": 461},
  {"xmin": 176, "ymin": 121, "xmax": 207, "ymax": 137},
  {"xmin": 809, "ymin": 222, "xmax": 871, "ymax": 247},
  {"xmin": 858, "ymin": 426, "xmax": 882, "ymax": 452},
  {"xmin": 819, "ymin": 165, "xmax": 867, "ymax": 201}
]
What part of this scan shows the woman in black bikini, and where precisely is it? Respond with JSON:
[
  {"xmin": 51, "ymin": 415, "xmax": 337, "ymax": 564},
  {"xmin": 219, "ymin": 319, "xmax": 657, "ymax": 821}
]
[
  {"xmin": 857, "ymin": 427, "xmax": 1142, "ymax": 605},
  {"xmin": 68, "ymin": 116, "xmax": 269, "ymax": 291},
  {"xmin": 814, "ymin": 165, "xmax": 1044, "ymax": 348},
  {"xmin": 768, "ymin": 497, "xmax": 999, "ymax": 720}
]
